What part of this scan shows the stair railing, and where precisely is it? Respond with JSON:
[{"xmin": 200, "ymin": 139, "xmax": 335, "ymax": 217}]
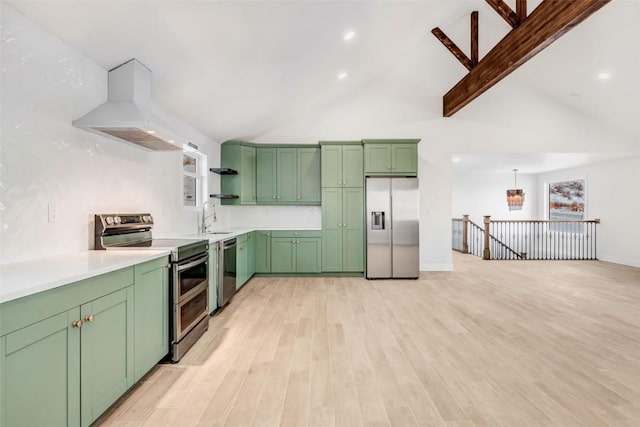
[{"xmin": 453, "ymin": 215, "xmax": 600, "ymax": 260}]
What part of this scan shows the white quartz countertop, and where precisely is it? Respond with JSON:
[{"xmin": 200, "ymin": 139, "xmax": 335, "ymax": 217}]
[
  {"xmin": 177, "ymin": 227, "xmax": 322, "ymax": 243},
  {"xmin": 0, "ymin": 250, "xmax": 171, "ymax": 304},
  {"xmin": 0, "ymin": 227, "xmax": 320, "ymax": 304}
]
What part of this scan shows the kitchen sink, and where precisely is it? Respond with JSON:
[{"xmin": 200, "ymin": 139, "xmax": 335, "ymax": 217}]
[{"xmin": 207, "ymin": 231, "xmax": 231, "ymax": 235}]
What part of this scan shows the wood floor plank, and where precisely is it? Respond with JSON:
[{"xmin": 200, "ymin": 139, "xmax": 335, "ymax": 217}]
[{"xmin": 95, "ymin": 253, "xmax": 640, "ymax": 427}]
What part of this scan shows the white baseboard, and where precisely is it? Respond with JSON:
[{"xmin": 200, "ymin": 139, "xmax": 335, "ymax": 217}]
[{"xmin": 597, "ymin": 255, "xmax": 640, "ymax": 268}]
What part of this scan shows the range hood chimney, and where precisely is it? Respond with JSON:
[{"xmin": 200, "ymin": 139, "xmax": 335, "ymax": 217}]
[{"xmin": 73, "ymin": 59, "xmax": 182, "ymax": 151}]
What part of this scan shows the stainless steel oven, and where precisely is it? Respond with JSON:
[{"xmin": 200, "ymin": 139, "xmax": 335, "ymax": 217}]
[
  {"xmin": 172, "ymin": 252, "xmax": 209, "ymax": 360},
  {"xmin": 94, "ymin": 213, "xmax": 210, "ymax": 363}
]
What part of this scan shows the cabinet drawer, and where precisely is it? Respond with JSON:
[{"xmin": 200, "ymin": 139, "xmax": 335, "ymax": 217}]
[
  {"xmin": 270, "ymin": 230, "xmax": 322, "ymax": 238},
  {"xmin": 1, "ymin": 267, "xmax": 134, "ymax": 336}
]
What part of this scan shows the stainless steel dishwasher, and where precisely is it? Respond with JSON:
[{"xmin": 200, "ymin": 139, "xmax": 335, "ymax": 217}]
[{"xmin": 218, "ymin": 238, "xmax": 237, "ymax": 307}]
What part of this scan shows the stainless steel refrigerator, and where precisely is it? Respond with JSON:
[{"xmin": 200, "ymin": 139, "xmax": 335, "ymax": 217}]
[{"xmin": 366, "ymin": 177, "xmax": 419, "ymax": 279}]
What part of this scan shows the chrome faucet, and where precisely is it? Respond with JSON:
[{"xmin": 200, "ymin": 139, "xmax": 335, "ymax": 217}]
[{"xmin": 199, "ymin": 201, "xmax": 217, "ymax": 233}]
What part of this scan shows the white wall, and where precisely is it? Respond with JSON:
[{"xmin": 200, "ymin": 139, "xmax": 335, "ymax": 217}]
[
  {"xmin": 0, "ymin": 5, "xmax": 218, "ymax": 264},
  {"xmin": 452, "ymin": 172, "xmax": 538, "ymax": 225},
  {"xmin": 537, "ymin": 156, "xmax": 640, "ymax": 267}
]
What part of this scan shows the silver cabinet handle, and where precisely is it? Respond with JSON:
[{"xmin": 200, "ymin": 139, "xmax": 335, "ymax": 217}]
[
  {"xmin": 297, "ymin": 240, "xmax": 301, "ymax": 243},
  {"xmin": 297, "ymin": 195, "xmax": 301, "ymax": 199}
]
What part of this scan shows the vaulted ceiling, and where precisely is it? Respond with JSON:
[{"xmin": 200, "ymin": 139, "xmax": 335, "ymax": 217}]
[{"xmin": 6, "ymin": 0, "xmax": 640, "ymax": 145}]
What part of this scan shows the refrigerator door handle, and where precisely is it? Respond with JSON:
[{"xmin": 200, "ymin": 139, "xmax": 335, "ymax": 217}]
[{"xmin": 371, "ymin": 211, "xmax": 385, "ymax": 230}]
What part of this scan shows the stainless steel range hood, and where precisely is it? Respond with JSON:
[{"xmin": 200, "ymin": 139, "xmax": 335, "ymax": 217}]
[{"xmin": 73, "ymin": 59, "xmax": 182, "ymax": 151}]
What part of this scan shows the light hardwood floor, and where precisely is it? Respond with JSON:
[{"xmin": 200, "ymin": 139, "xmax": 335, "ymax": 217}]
[{"xmin": 97, "ymin": 253, "xmax": 640, "ymax": 426}]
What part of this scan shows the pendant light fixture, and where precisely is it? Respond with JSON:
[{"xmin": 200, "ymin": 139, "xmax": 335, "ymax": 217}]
[{"xmin": 506, "ymin": 168, "xmax": 525, "ymax": 210}]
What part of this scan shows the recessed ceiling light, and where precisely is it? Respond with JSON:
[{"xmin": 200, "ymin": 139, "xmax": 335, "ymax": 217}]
[
  {"xmin": 343, "ymin": 30, "xmax": 356, "ymax": 41},
  {"xmin": 168, "ymin": 139, "xmax": 175, "ymax": 143},
  {"xmin": 337, "ymin": 72, "xmax": 348, "ymax": 80},
  {"xmin": 597, "ymin": 72, "xmax": 611, "ymax": 80},
  {"xmin": 452, "ymin": 157, "xmax": 461, "ymax": 163},
  {"xmin": 146, "ymin": 130, "xmax": 156, "ymax": 134}
]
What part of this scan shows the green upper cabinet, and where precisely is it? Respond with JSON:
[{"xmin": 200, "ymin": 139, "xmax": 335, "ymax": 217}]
[
  {"xmin": 363, "ymin": 139, "xmax": 420, "ymax": 176},
  {"xmin": 134, "ymin": 257, "xmax": 169, "ymax": 382},
  {"xmin": 256, "ymin": 147, "xmax": 277, "ymax": 203},
  {"xmin": 296, "ymin": 147, "xmax": 321, "ymax": 202},
  {"xmin": 220, "ymin": 141, "xmax": 257, "ymax": 205},
  {"xmin": 277, "ymin": 147, "xmax": 298, "ymax": 203},
  {"xmin": 320, "ymin": 142, "xmax": 363, "ymax": 188},
  {"xmin": 255, "ymin": 145, "xmax": 321, "ymax": 205}
]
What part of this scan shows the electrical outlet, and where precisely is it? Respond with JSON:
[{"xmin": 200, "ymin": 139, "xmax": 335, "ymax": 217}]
[{"xmin": 48, "ymin": 203, "xmax": 58, "ymax": 223}]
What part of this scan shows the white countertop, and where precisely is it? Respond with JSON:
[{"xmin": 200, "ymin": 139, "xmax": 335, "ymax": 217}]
[
  {"xmin": 0, "ymin": 227, "xmax": 320, "ymax": 304},
  {"xmin": 177, "ymin": 227, "xmax": 322, "ymax": 243},
  {"xmin": 0, "ymin": 250, "xmax": 170, "ymax": 304}
]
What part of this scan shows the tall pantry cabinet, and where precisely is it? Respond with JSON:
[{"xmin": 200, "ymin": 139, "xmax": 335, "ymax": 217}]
[{"xmin": 320, "ymin": 142, "xmax": 364, "ymax": 273}]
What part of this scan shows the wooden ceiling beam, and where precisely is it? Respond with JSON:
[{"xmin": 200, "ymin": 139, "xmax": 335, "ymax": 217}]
[
  {"xmin": 442, "ymin": 0, "xmax": 611, "ymax": 117},
  {"xmin": 485, "ymin": 0, "xmax": 521, "ymax": 28},
  {"xmin": 471, "ymin": 11, "xmax": 479, "ymax": 66},
  {"xmin": 431, "ymin": 27, "xmax": 473, "ymax": 71},
  {"xmin": 516, "ymin": 0, "xmax": 528, "ymax": 20}
]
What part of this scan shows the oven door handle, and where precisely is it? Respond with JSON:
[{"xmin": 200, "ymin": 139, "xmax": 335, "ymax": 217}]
[{"xmin": 176, "ymin": 254, "xmax": 209, "ymax": 272}]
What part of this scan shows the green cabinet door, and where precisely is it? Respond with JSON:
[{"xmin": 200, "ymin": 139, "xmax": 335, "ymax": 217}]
[
  {"xmin": 321, "ymin": 145, "xmax": 342, "ymax": 187},
  {"xmin": 256, "ymin": 147, "xmax": 277, "ymax": 203},
  {"xmin": 364, "ymin": 144, "xmax": 392, "ymax": 173},
  {"xmin": 80, "ymin": 287, "xmax": 134, "ymax": 427},
  {"xmin": 255, "ymin": 231, "xmax": 272, "ymax": 273},
  {"xmin": 322, "ymin": 187, "xmax": 343, "ymax": 272},
  {"xmin": 1, "ymin": 308, "xmax": 81, "ymax": 427},
  {"xmin": 297, "ymin": 147, "xmax": 321, "ymax": 203},
  {"xmin": 391, "ymin": 144, "xmax": 417, "ymax": 174},
  {"xmin": 134, "ymin": 258, "xmax": 169, "ymax": 382},
  {"xmin": 236, "ymin": 239, "xmax": 248, "ymax": 289},
  {"xmin": 296, "ymin": 238, "xmax": 322, "ymax": 273},
  {"xmin": 343, "ymin": 187, "xmax": 365, "ymax": 272},
  {"xmin": 247, "ymin": 232, "xmax": 256, "ymax": 277},
  {"xmin": 220, "ymin": 143, "xmax": 257, "ymax": 205},
  {"xmin": 208, "ymin": 244, "xmax": 218, "ymax": 313},
  {"xmin": 342, "ymin": 145, "xmax": 364, "ymax": 187},
  {"xmin": 271, "ymin": 237, "xmax": 296, "ymax": 273},
  {"xmin": 277, "ymin": 147, "xmax": 297, "ymax": 203},
  {"xmin": 241, "ymin": 145, "xmax": 257, "ymax": 203}
]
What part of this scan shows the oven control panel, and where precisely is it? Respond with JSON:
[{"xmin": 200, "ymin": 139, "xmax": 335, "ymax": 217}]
[{"xmin": 96, "ymin": 213, "xmax": 154, "ymax": 230}]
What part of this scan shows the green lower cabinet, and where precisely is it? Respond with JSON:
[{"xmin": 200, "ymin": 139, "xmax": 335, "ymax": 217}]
[
  {"xmin": 271, "ymin": 233, "xmax": 322, "ymax": 273},
  {"xmin": 134, "ymin": 258, "xmax": 169, "ymax": 382},
  {"xmin": 1, "ymin": 308, "xmax": 81, "ymax": 427},
  {"xmin": 80, "ymin": 287, "xmax": 134, "ymax": 426},
  {"xmin": 247, "ymin": 232, "xmax": 256, "ymax": 277},
  {"xmin": 255, "ymin": 231, "xmax": 272, "ymax": 273},
  {"xmin": 236, "ymin": 234, "xmax": 249, "ymax": 289},
  {"xmin": 208, "ymin": 244, "xmax": 218, "ymax": 313},
  {"xmin": 271, "ymin": 237, "xmax": 296, "ymax": 273},
  {"xmin": 295, "ymin": 239, "xmax": 322, "ymax": 273}
]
